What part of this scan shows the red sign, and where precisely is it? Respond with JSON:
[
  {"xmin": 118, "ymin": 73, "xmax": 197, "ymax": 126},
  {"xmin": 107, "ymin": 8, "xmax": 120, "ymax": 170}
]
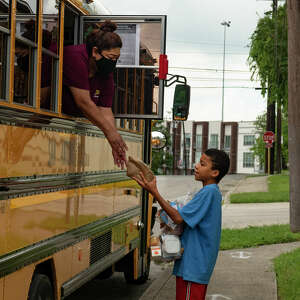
[
  {"xmin": 265, "ymin": 143, "xmax": 273, "ymax": 148},
  {"xmin": 263, "ymin": 131, "xmax": 275, "ymax": 144}
]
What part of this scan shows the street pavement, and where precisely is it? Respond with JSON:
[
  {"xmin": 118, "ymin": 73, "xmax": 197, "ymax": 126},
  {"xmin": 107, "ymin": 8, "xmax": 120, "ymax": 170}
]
[{"xmin": 140, "ymin": 174, "xmax": 295, "ymax": 300}]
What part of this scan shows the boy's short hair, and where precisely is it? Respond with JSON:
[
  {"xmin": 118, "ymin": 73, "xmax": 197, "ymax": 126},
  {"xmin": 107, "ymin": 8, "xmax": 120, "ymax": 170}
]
[{"xmin": 204, "ymin": 149, "xmax": 230, "ymax": 183}]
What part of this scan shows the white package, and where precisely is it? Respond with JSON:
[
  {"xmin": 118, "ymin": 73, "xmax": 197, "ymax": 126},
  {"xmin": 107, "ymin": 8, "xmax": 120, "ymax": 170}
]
[{"xmin": 160, "ymin": 234, "xmax": 182, "ymax": 260}]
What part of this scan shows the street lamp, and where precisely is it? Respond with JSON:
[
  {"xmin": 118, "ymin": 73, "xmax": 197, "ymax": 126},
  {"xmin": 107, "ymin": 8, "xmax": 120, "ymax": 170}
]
[{"xmin": 221, "ymin": 20, "xmax": 231, "ymax": 123}]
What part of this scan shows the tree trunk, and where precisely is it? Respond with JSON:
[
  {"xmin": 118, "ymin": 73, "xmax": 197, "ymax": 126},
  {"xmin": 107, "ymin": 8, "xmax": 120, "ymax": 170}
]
[{"xmin": 288, "ymin": 0, "xmax": 300, "ymax": 232}]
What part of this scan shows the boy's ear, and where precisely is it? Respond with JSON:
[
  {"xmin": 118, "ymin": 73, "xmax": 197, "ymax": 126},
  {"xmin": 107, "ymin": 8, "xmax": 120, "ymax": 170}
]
[{"xmin": 211, "ymin": 169, "xmax": 219, "ymax": 179}]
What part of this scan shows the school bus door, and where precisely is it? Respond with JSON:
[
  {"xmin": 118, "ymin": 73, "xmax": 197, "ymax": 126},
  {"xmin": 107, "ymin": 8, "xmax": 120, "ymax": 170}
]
[{"xmin": 79, "ymin": 15, "xmax": 167, "ymax": 278}]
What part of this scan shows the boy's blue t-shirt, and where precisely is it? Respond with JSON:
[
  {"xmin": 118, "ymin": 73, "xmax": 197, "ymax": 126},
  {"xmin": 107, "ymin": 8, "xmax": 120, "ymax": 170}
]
[{"xmin": 173, "ymin": 183, "xmax": 222, "ymax": 284}]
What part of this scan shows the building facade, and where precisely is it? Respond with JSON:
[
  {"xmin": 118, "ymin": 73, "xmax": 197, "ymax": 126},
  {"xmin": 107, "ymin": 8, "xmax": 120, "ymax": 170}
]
[{"xmin": 167, "ymin": 120, "xmax": 261, "ymax": 175}]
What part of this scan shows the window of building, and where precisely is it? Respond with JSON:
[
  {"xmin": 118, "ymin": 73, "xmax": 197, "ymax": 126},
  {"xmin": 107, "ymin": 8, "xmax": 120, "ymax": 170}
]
[
  {"xmin": 195, "ymin": 151, "xmax": 202, "ymax": 164},
  {"xmin": 224, "ymin": 135, "xmax": 231, "ymax": 150},
  {"xmin": 185, "ymin": 133, "xmax": 191, "ymax": 149},
  {"xmin": 243, "ymin": 152, "xmax": 254, "ymax": 168},
  {"xmin": 244, "ymin": 135, "xmax": 255, "ymax": 146},
  {"xmin": 195, "ymin": 134, "xmax": 202, "ymax": 150},
  {"xmin": 209, "ymin": 134, "xmax": 218, "ymax": 148}
]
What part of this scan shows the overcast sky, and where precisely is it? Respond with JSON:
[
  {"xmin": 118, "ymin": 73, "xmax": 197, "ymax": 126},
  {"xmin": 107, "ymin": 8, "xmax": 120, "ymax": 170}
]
[{"xmin": 100, "ymin": 0, "xmax": 274, "ymax": 122}]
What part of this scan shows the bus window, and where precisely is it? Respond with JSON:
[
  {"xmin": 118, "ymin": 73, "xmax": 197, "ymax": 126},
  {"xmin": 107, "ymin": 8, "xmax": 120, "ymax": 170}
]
[
  {"xmin": 80, "ymin": 16, "xmax": 166, "ymax": 119},
  {"xmin": 0, "ymin": 1, "xmax": 8, "ymax": 100},
  {"xmin": 81, "ymin": 21, "xmax": 161, "ymax": 68},
  {"xmin": 40, "ymin": 0, "xmax": 60, "ymax": 111},
  {"xmin": 17, "ymin": 0, "xmax": 36, "ymax": 14},
  {"xmin": 112, "ymin": 67, "xmax": 157, "ymax": 116},
  {"xmin": 0, "ymin": 32, "xmax": 5, "ymax": 99},
  {"xmin": 64, "ymin": 5, "xmax": 79, "ymax": 46},
  {"xmin": 14, "ymin": 1, "xmax": 36, "ymax": 106},
  {"xmin": 0, "ymin": 0, "xmax": 9, "ymax": 28},
  {"xmin": 128, "ymin": 119, "xmax": 133, "ymax": 130},
  {"xmin": 113, "ymin": 68, "xmax": 126, "ymax": 114}
]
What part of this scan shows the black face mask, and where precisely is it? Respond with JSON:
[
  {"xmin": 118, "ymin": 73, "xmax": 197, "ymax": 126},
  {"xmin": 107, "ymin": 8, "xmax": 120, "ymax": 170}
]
[{"xmin": 96, "ymin": 56, "xmax": 117, "ymax": 76}]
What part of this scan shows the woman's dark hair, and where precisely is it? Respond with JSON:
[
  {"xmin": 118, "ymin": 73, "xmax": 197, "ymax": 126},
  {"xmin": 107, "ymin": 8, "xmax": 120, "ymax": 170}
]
[
  {"xmin": 204, "ymin": 149, "xmax": 230, "ymax": 183},
  {"xmin": 85, "ymin": 20, "xmax": 122, "ymax": 57}
]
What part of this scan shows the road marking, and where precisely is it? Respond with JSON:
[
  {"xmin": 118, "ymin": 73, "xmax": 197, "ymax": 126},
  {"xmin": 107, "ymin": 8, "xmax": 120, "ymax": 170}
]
[
  {"xmin": 206, "ymin": 294, "xmax": 232, "ymax": 300},
  {"xmin": 230, "ymin": 251, "xmax": 252, "ymax": 259}
]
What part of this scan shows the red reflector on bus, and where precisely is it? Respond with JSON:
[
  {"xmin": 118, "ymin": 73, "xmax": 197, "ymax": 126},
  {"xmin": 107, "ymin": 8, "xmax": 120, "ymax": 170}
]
[{"xmin": 159, "ymin": 54, "xmax": 168, "ymax": 80}]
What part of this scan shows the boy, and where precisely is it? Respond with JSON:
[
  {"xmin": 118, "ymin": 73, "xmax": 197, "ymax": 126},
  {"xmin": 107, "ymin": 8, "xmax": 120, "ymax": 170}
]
[{"xmin": 133, "ymin": 148, "xmax": 230, "ymax": 300}]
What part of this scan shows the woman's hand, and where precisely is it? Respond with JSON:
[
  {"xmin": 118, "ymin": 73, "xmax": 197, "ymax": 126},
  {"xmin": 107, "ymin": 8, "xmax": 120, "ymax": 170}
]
[
  {"xmin": 112, "ymin": 148, "xmax": 127, "ymax": 169},
  {"xmin": 133, "ymin": 172, "xmax": 158, "ymax": 195},
  {"xmin": 106, "ymin": 131, "xmax": 128, "ymax": 169}
]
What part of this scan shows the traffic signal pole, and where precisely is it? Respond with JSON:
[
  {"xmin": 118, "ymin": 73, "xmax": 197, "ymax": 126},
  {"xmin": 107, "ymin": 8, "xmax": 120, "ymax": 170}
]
[{"xmin": 288, "ymin": 0, "xmax": 300, "ymax": 232}]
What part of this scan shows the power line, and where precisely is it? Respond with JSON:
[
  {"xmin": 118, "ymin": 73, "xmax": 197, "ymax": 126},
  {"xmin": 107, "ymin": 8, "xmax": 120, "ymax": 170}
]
[
  {"xmin": 187, "ymin": 77, "xmax": 258, "ymax": 81},
  {"xmin": 166, "ymin": 86, "xmax": 262, "ymax": 89},
  {"xmin": 188, "ymin": 86, "xmax": 262, "ymax": 89},
  {"xmin": 167, "ymin": 39, "xmax": 247, "ymax": 48},
  {"xmin": 167, "ymin": 51, "xmax": 249, "ymax": 55},
  {"xmin": 169, "ymin": 66, "xmax": 251, "ymax": 73}
]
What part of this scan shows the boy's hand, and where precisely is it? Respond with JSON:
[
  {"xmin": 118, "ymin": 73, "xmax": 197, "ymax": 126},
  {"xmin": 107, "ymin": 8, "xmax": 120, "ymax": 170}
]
[{"xmin": 133, "ymin": 172, "xmax": 158, "ymax": 195}]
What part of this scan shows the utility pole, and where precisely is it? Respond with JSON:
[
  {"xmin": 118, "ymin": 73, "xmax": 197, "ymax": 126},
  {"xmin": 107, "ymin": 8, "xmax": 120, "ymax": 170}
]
[
  {"xmin": 264, "ymin": 1, "xmax": 278, "ymax": 174},
  {"xmin": 172, "ymin": 121, "xmax": 176, "ymax": 175},
  {"xmin": 182, "ymin": 121, "xmax": 188, "ymax": 176},
  {"xmin": 288, "ymin": 0, "xmax": 300, "ymax": 232},
  {"xmin": 273, "ymin": 0, "xmax": 282, "ymax": 174},
  {"xmin": 265, "ymin": 90, "xmax": 275, "ymax": 174},
  {"xmin": 221, "ymin": 20, "xmax": 231, "ymax": 124}
]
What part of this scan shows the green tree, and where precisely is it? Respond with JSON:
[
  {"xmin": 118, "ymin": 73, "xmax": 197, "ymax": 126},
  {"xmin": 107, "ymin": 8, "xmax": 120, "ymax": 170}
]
[
  {"xmin": 252, "ymin": 112, "xmax": 288, "ymax": 168},
  {"xmin": 248, "ymin": 4, "xmax": 288, "ymax": 111},
  {"xmin": 151, "ymin": 120, "xmax": 173, "ymax": 175},
  {"xmin": 248, "ymin": 4, "xmax": 288, "ymax": 171}
]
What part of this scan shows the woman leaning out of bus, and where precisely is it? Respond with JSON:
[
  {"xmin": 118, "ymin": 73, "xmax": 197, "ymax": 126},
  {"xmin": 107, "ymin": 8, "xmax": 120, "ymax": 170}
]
[{"xmin": 62, "ymin": 20, "xmax": 127, "ymax": 169}]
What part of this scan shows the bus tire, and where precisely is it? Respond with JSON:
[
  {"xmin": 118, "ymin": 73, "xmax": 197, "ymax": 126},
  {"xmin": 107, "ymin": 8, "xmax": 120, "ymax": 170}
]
[
  {"xmin": 124, "ymin": 251, "xmax": 151, "ymax": 284},
  {"xmin": 28, "ymin": 274, "xmax": 54, "ymax": 300}
]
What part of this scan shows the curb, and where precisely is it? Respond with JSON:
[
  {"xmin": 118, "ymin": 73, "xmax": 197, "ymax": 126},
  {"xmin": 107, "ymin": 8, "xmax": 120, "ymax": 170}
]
[
  {"xmin": 139, "ymin": 265, "xmax": 173, "ymax": 300},
  {"xmin": 223, "ymin": 176, "xmax": 246, "ymax": 205}
]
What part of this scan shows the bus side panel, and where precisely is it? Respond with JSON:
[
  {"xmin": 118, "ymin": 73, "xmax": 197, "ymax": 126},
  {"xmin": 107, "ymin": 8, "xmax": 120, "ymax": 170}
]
[
  {"xmin": 0, "ymin": 277, "xmax": 3, "ymax": 300},
  {"xmin": 70, "ymin": 239, "xmax": 90, "ymax": 277},
  {"xmin": 53, "ymin": 247, "xmax": 73, "ymax": 299},
  {"xmin": 3, "ymin": 264, "xmax": 34, "ymax": 300},
  {"xmin": 0, "ymin": 124, "xmax": 142, "ymax": 178},
  {"xmin": 0, "ymin": 181, "xmax": 140, "ymax": 257}
]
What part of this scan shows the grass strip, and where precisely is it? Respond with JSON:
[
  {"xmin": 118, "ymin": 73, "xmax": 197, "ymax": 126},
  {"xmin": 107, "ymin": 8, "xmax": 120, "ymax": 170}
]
[
  {"xmin": 230, "ymin": 191, "xmax": 289, "ymax": 203},
  {"xmin": 274, "ymin": 247, "xmax": 300, "ymax": 300},
  {"xmin": 230, "ymin": 174, "xmax": 289, "ymax": 203},
  {"xmin": 220, "ymin": 224, "xmax": 300, "ymax": 250}
]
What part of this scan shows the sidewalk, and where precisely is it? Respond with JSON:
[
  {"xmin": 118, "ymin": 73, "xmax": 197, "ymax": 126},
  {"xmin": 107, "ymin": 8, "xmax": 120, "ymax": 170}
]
[{"xmin": 140, "ymin": 175, "xmax": 294, "ymax": 300}]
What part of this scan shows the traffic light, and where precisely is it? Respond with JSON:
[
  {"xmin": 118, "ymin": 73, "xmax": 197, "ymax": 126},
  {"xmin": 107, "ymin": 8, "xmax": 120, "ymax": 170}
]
[{"xmin": 173, "ymin": 84, "xmax": 190, "ymax": 121}]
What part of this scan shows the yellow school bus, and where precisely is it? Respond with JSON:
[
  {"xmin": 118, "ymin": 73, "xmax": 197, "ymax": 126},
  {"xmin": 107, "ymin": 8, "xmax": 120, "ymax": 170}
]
[{"xmin": 0, "ymin": 0, "xmax": 167, "ymax": 299}]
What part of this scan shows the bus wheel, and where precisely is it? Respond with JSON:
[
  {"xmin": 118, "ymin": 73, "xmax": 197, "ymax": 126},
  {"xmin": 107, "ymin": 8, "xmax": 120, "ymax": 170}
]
[
  {"xmin": 124, "ymin": 252, "xmax": 151, "ymax": 284},
  {"xmin": 28, "ymin": 274, "xmax": 54, "ymax": 300}
]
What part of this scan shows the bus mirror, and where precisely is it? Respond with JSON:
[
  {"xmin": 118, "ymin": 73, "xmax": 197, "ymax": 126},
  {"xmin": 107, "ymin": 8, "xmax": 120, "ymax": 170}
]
[
  {"xmin": 173, "ymin": 84, "xmax": 190, "ymax": 121},
  {"xmin": 151, "ymin": 131, "xmax": 167, "ymax": 150}
]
